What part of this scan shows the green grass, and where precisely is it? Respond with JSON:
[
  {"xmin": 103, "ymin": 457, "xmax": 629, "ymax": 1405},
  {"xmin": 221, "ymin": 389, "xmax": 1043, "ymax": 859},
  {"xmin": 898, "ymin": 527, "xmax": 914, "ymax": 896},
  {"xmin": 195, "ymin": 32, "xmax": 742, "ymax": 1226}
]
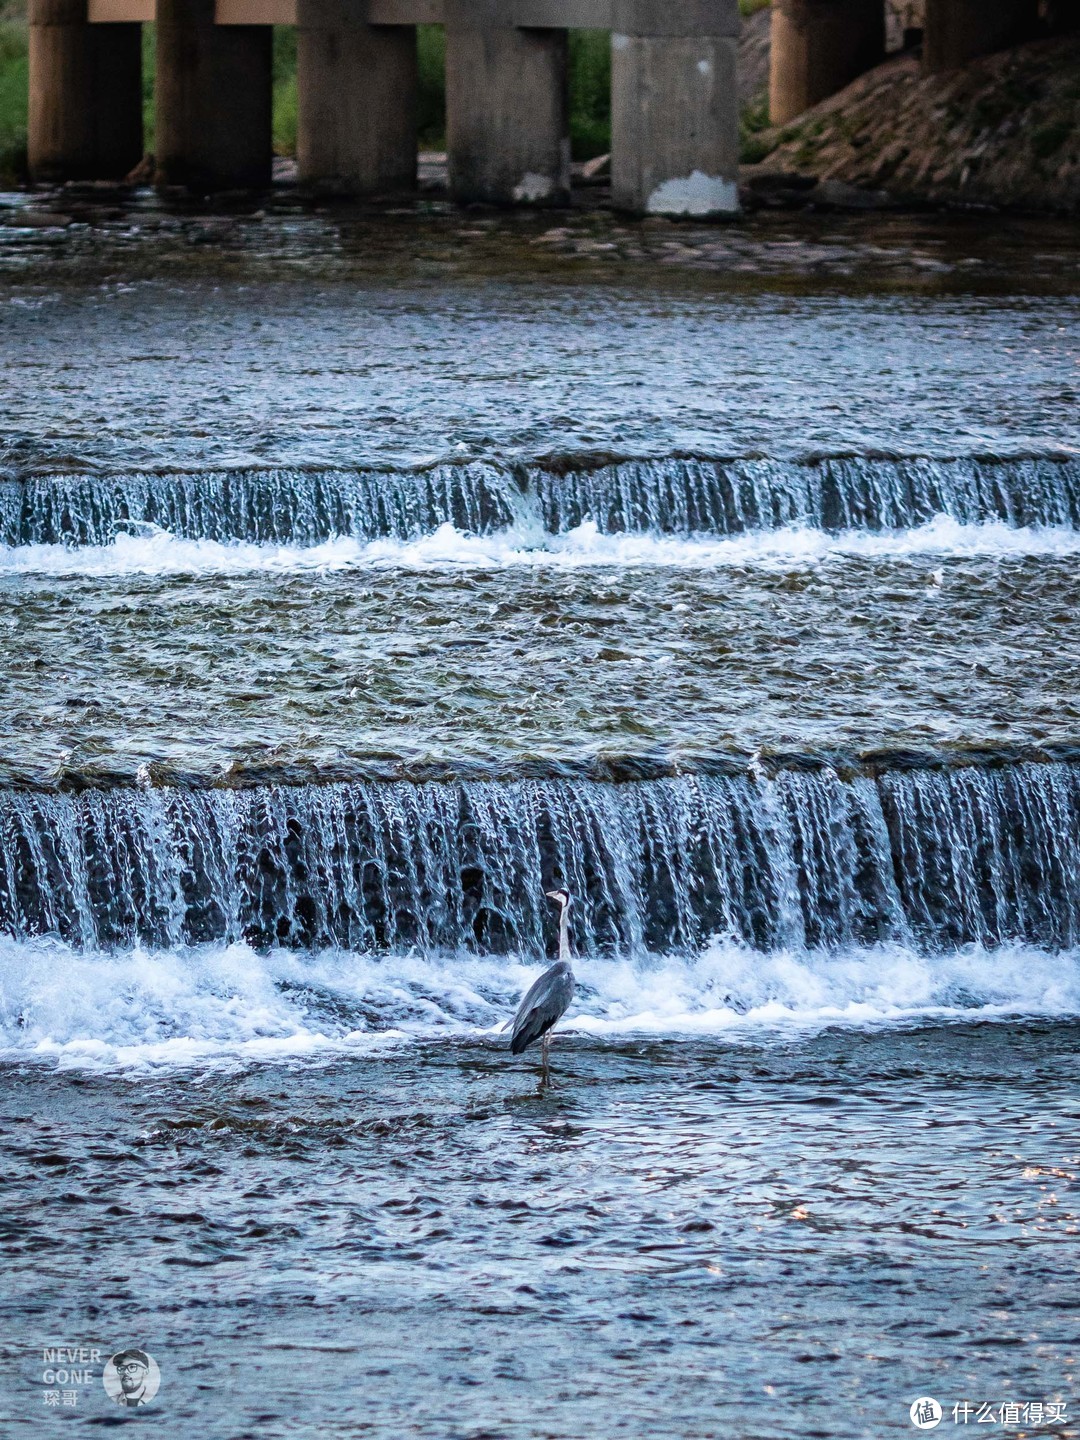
[
  {"xmin": 414, "ymin": 26, "xmax": 612, "ymax": 158},
  {"xmin": 417, "ymin": 23, "xmax": 444, "ymax": 145},
  {"xmin": 0, "ymin": 20, "xmax": 28, "ymax": 183},
  {"xmin": 142, "ymin": 23, "xmax": 155, "ymax": 152},
  {"xmin": 272, "ymin": 25, "xmax": 296, "ymax": 155},
  {"xmin": 739, "ymin": 90, "xmax": 774, "ymax": 164},
  {"xmin": 568, "ymin": 29, "xmax": 610, "ymax": 158}
]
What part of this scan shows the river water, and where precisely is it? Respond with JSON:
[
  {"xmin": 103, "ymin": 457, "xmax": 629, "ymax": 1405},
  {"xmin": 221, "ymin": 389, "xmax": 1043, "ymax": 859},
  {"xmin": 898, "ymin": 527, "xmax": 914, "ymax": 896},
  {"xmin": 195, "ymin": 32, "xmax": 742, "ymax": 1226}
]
[{"xmin": 0, "ymin": 197, "xmax": 1078, "ymax": 1437}]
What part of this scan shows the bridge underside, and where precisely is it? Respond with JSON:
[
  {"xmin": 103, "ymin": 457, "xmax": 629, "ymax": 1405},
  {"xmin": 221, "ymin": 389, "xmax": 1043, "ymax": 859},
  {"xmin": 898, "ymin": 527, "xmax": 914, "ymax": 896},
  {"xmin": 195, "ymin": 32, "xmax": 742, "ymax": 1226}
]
[
  {"xmin": 27, "ymin": 0, "xmax": 1056, "ymax": 208},
  {"xmin": 29, "ymin": 0, "xmax": 742, "ymax": 213}
]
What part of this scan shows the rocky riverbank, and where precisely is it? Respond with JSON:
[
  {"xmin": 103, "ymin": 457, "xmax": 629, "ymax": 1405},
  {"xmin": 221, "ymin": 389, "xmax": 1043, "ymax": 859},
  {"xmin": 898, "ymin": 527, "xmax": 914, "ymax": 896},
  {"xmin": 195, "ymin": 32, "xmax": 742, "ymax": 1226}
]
[{"xmin": 742, "ymin": 32, "xmax": 1080, "ymax": 216}]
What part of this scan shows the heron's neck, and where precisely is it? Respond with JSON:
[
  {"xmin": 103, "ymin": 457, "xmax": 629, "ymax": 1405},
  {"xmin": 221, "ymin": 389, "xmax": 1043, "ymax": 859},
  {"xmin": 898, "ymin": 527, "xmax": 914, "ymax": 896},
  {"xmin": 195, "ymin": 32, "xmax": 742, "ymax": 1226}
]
[{"xmin": 557, "ymin": 905, "xmax": 570, "ymax": 963}]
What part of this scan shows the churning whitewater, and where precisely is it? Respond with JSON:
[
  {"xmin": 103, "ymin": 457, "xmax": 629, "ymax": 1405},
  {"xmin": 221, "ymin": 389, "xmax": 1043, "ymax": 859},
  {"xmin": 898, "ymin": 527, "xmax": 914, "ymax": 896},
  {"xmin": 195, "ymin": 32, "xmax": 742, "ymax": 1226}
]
[
  {"xmin": 3, "ymin": 760, "xmax": 1080, "ymax": 1066},
  {"xmin": 2, "ymin": 934, "xmax": 1079, "ymax": 1071}
]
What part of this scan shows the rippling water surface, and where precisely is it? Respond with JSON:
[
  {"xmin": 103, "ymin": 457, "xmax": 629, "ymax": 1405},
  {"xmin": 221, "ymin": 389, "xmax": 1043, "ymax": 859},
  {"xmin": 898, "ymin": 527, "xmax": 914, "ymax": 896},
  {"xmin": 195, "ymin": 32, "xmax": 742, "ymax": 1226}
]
[
  {"xmin": 4, "ymin": 280, "xmax": 1078, "ymax": 476},
  {"xmin": 2, "ymin": 203, "xmax": 1079, "ymax": 1437},
  {"xmin": 4, "ymin": 549, "xmax": 1080, "ymax": 786},
  {"xmin": 2, "ymin": 1027, "xmax": 1078, "ymax": 1438}
]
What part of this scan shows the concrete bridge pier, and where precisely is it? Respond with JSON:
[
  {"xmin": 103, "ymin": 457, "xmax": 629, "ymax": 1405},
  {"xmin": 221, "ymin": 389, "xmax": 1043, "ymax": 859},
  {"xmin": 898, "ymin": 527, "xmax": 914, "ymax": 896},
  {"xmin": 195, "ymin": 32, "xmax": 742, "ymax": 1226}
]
[
  {"xmin": 28, "ymin": 0, "xmax": 143, "ymax": 182},
  {"xmin": 769, "ymin": 0, "xmax": 884, "ymax": 125},
  {"xmin": 923, "ymin": 0, "xmax": 1038, "ymax": 71},
  {"xmin": 445, "ymin": 4, "xmax": 570, "ymax": 206},
  {"xmin": 297, "ymin": 2, "xmax": 418, "ymax": 194},
  {"xmin": 155, "ymin": 0, "xmax": 272, "ymax": 191},
  {"xmin": 611, "ymin": 2, "xmax": 740, "ymax": 217}
]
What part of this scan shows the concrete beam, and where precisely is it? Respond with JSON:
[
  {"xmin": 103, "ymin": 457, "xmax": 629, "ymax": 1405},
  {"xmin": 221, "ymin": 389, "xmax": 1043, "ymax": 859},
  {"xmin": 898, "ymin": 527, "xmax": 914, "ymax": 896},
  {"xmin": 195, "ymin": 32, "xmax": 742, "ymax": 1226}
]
[
  {"xmin": 86, "ymin": 0, "xmax": 743, "ymax": 27},
  {"xmin": 28, "ymin": 0, "xmax": 143, "ymax": 182},
  {"xmin": 368, "ymin": 0, "xmax": 443, "ymax": 19},
  {"xmin": 610, "ymin": 0, "xmax": 738, "ymax": 34},
  {"xmin": 611, "ymin": 31, "xmax": 739, "ymax": 215},
  {"xmin": 217, "ymin": 0, "xmax": 293, "ymax": 19},
  {"xmin": 923, "ymin": 0, "xmax": 1038, "ymax": 72},
  {"xmin": 87, "ymin": 0, "xmax": 153, "ymax": 18},
  {"xmin": 296, "ymin": 0, "xmax": 418, "ymax": 194},
  {"xmin": 355, "ymin": 0, "xmax": 737, "ymax": 26},
  {"xmin": 769, "ymin": 0, "xmax": 884, "ymax": 125},
  {"xmin": 445, "ymin": 8, "xmax": 571, "ymax": 205},
  {"xmin": 155, "ymin": 0, "xmax": 273, "ymax": 190}
]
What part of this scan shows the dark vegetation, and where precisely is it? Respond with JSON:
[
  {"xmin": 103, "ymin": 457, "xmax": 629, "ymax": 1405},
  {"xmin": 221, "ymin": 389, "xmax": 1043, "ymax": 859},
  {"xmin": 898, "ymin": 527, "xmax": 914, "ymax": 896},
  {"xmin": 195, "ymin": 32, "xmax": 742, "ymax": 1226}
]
[{"xmin": 0, "ymin": 5, "xmax": 26, "ymax": 182}]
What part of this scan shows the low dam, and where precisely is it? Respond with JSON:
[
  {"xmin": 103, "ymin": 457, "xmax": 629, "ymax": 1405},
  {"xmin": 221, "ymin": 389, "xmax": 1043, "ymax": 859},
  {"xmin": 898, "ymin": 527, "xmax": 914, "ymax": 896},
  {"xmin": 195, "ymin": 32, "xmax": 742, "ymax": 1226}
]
[
  {"xmin": 5, "ymin": 454, "xmax": 1080, "ymax": 546},
  {"xmin": 6, "ymin": 761, "xmax": 1080, "ymax": 955}
]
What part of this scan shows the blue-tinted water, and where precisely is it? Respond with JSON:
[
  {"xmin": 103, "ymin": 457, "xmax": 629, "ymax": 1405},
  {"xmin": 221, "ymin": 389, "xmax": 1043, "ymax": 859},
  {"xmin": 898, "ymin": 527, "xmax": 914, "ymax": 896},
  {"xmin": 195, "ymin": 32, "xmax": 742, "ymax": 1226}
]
[{"xmin": 1, "ymin": 202, "xmax": 1078, "ymax": 1438}]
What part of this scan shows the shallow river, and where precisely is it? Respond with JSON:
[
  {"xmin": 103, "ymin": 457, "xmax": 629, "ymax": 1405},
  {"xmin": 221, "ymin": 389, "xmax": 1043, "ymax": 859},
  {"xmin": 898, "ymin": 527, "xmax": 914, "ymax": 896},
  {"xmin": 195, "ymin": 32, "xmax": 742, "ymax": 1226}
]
[{"xmin": 0, "ymin": 198, "xmax": 1078, "ymax": 1438}]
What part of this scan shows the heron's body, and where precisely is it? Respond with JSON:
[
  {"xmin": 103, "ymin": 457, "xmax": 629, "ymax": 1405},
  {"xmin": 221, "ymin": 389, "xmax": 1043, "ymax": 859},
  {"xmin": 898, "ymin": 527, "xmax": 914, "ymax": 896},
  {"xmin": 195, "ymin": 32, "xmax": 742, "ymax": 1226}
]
[
  {"xmin": 510, "ymin": 960, "xmax": 575, "ymax": 1054},
  {"xmin": 507, "ymin": 889, "xmax": 575, "ymax": 1087}
]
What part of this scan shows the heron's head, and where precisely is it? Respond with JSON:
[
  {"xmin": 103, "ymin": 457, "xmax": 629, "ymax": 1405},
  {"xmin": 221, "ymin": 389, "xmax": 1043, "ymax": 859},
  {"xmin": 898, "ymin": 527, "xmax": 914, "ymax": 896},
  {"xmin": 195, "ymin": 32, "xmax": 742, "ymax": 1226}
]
[{"xmin": 545, "ymin": 888, "xmax": 570, "ymax": 909}]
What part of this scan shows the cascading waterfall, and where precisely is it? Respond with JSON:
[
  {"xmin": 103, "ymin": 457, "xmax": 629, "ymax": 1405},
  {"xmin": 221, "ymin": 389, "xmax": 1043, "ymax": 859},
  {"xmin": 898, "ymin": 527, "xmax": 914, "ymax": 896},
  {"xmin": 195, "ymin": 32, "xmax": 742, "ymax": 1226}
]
[
  {"xmin": 530, "ymin": 455, "xmax": 1080, "ymax": 535},
  {"xmin": 3, "ymin": 762, "xmax": 1080, "ymax": 957},
  {"xmin": 0, "ymin": 464, "xmax": 525, "ymax": 548},
  {"xmin": 3, "ymin": 455, "xmax": 1079, "ymax": 547}
]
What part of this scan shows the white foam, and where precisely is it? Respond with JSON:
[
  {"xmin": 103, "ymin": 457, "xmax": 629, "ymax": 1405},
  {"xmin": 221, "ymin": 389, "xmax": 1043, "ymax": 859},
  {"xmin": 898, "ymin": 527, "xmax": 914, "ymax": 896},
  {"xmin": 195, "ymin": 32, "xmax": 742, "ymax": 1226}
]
[
  {"xmin": 646, "ymin": 171, "xmax": 739, "ymax": 217},
  {"xmin": 1, "ymin": 932, "xmax": 1077, "ymax": 1074},
  {"xmin": 513, "ymin": 173, "xmax": 555, "ymax": 203},
  {"xmin": 4, "ymin": 515, "xmax": 1080, "ymax": 577}
]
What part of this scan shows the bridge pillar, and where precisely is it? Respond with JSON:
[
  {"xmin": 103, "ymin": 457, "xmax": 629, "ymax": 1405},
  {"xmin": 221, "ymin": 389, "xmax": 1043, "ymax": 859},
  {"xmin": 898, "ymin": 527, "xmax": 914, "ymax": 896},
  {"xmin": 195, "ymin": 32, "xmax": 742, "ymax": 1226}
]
[
  {"xmin": 297, "ymin": 4, "xmax": 417, "ymax": 194},
  {"xmin": 923, "ymin": 0, "xmax": 1037, "ymax": 71},
  {"xmin": 28, "ymin": 0, "xmax": 142, "ymax": 183},
  {"xmin": 611, "ymin": 21, "xmax": 740, "ymax": 217},
  {"xmin": 769, "ymin": 0, "xmax": 884, "ymax": 125},
  {"xmin": 155, "ymin": 0, "xmax": 272, "ymax": 191},
  {"xmin": 445, "ymin": 5, "xmax": 570, "ymax": 206}
]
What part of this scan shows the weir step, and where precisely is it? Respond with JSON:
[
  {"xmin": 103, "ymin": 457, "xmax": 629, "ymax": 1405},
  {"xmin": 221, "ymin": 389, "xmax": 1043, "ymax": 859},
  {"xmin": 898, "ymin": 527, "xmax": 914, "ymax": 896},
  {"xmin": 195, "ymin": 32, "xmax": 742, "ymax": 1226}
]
[{"xmin": 4, "ymin": 763, "xmax": 1080, "ymax": 956}]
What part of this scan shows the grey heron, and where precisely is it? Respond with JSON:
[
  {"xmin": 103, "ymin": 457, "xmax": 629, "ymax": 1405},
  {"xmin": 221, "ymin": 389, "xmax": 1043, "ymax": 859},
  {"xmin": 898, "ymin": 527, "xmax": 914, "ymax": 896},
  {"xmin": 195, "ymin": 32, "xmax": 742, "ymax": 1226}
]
[{"xmin": 507, "ymin": 889, "xmax": 576, "ymax": 1089}]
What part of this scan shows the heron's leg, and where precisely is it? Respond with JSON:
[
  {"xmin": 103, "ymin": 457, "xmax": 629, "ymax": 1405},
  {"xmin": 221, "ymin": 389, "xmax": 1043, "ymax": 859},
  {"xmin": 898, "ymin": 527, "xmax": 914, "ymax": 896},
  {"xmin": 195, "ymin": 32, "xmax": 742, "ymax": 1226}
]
[{"xmin": 540, "ymin": 1033, "xmax": 551, "ymax": 1090}]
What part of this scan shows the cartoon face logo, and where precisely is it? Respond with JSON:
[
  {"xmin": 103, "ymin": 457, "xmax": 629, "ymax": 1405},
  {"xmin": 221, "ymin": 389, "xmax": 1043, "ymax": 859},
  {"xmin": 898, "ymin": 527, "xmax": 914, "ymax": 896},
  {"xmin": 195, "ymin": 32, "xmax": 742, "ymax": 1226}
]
[{"xmin": 102, "ymin": 1349, "xmax": 161, "ymax": 1407}]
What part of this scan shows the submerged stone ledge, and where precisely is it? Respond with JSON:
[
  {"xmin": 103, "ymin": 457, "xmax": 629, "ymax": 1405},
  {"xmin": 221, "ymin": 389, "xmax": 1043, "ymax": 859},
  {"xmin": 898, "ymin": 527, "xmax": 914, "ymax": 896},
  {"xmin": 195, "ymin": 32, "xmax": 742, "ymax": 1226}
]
[{"xmin": 9, "ymin": 741, "xmax": 1080, "ymax": 795}]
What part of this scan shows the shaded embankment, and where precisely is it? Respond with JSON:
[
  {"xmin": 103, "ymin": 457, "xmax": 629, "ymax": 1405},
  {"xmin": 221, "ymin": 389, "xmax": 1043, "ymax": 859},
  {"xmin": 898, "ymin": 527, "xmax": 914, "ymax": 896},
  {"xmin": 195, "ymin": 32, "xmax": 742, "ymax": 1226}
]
[{"xmin": 745, "ymin": 34, "xmax": 1080, "ymax": 215}]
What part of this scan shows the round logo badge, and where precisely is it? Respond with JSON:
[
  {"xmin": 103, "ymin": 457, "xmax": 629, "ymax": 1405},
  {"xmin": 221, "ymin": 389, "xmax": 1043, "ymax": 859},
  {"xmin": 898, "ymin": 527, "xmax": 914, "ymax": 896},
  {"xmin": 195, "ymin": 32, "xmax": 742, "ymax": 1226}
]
[
  {"xmin": 102, "ymin": 1349, "xmax": 161, "ymax": 1408},
  {"xmin": 910, "ymin": 1397, "xmax": 943, "ymax": 1430}
]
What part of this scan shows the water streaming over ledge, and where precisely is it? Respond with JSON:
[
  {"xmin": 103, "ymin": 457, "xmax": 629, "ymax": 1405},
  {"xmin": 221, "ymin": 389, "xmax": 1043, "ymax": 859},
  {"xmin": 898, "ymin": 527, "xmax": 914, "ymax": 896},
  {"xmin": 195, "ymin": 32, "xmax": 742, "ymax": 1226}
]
[
  {"xmin": 4, "ymin": 455, "xmax": 1080, "ymax": 547},
  {"xmin": 3, "ymin": 762, "xmax": 1080, "ymax": 956}
]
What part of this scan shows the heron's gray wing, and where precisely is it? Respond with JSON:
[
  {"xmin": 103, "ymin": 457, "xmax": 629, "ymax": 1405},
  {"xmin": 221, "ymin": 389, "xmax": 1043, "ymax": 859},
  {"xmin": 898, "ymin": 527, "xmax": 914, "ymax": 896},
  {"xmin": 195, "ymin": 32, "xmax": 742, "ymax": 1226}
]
[{"xmin": 509, "ymin": 965, "xmax": 574, "ymax": 1054}]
